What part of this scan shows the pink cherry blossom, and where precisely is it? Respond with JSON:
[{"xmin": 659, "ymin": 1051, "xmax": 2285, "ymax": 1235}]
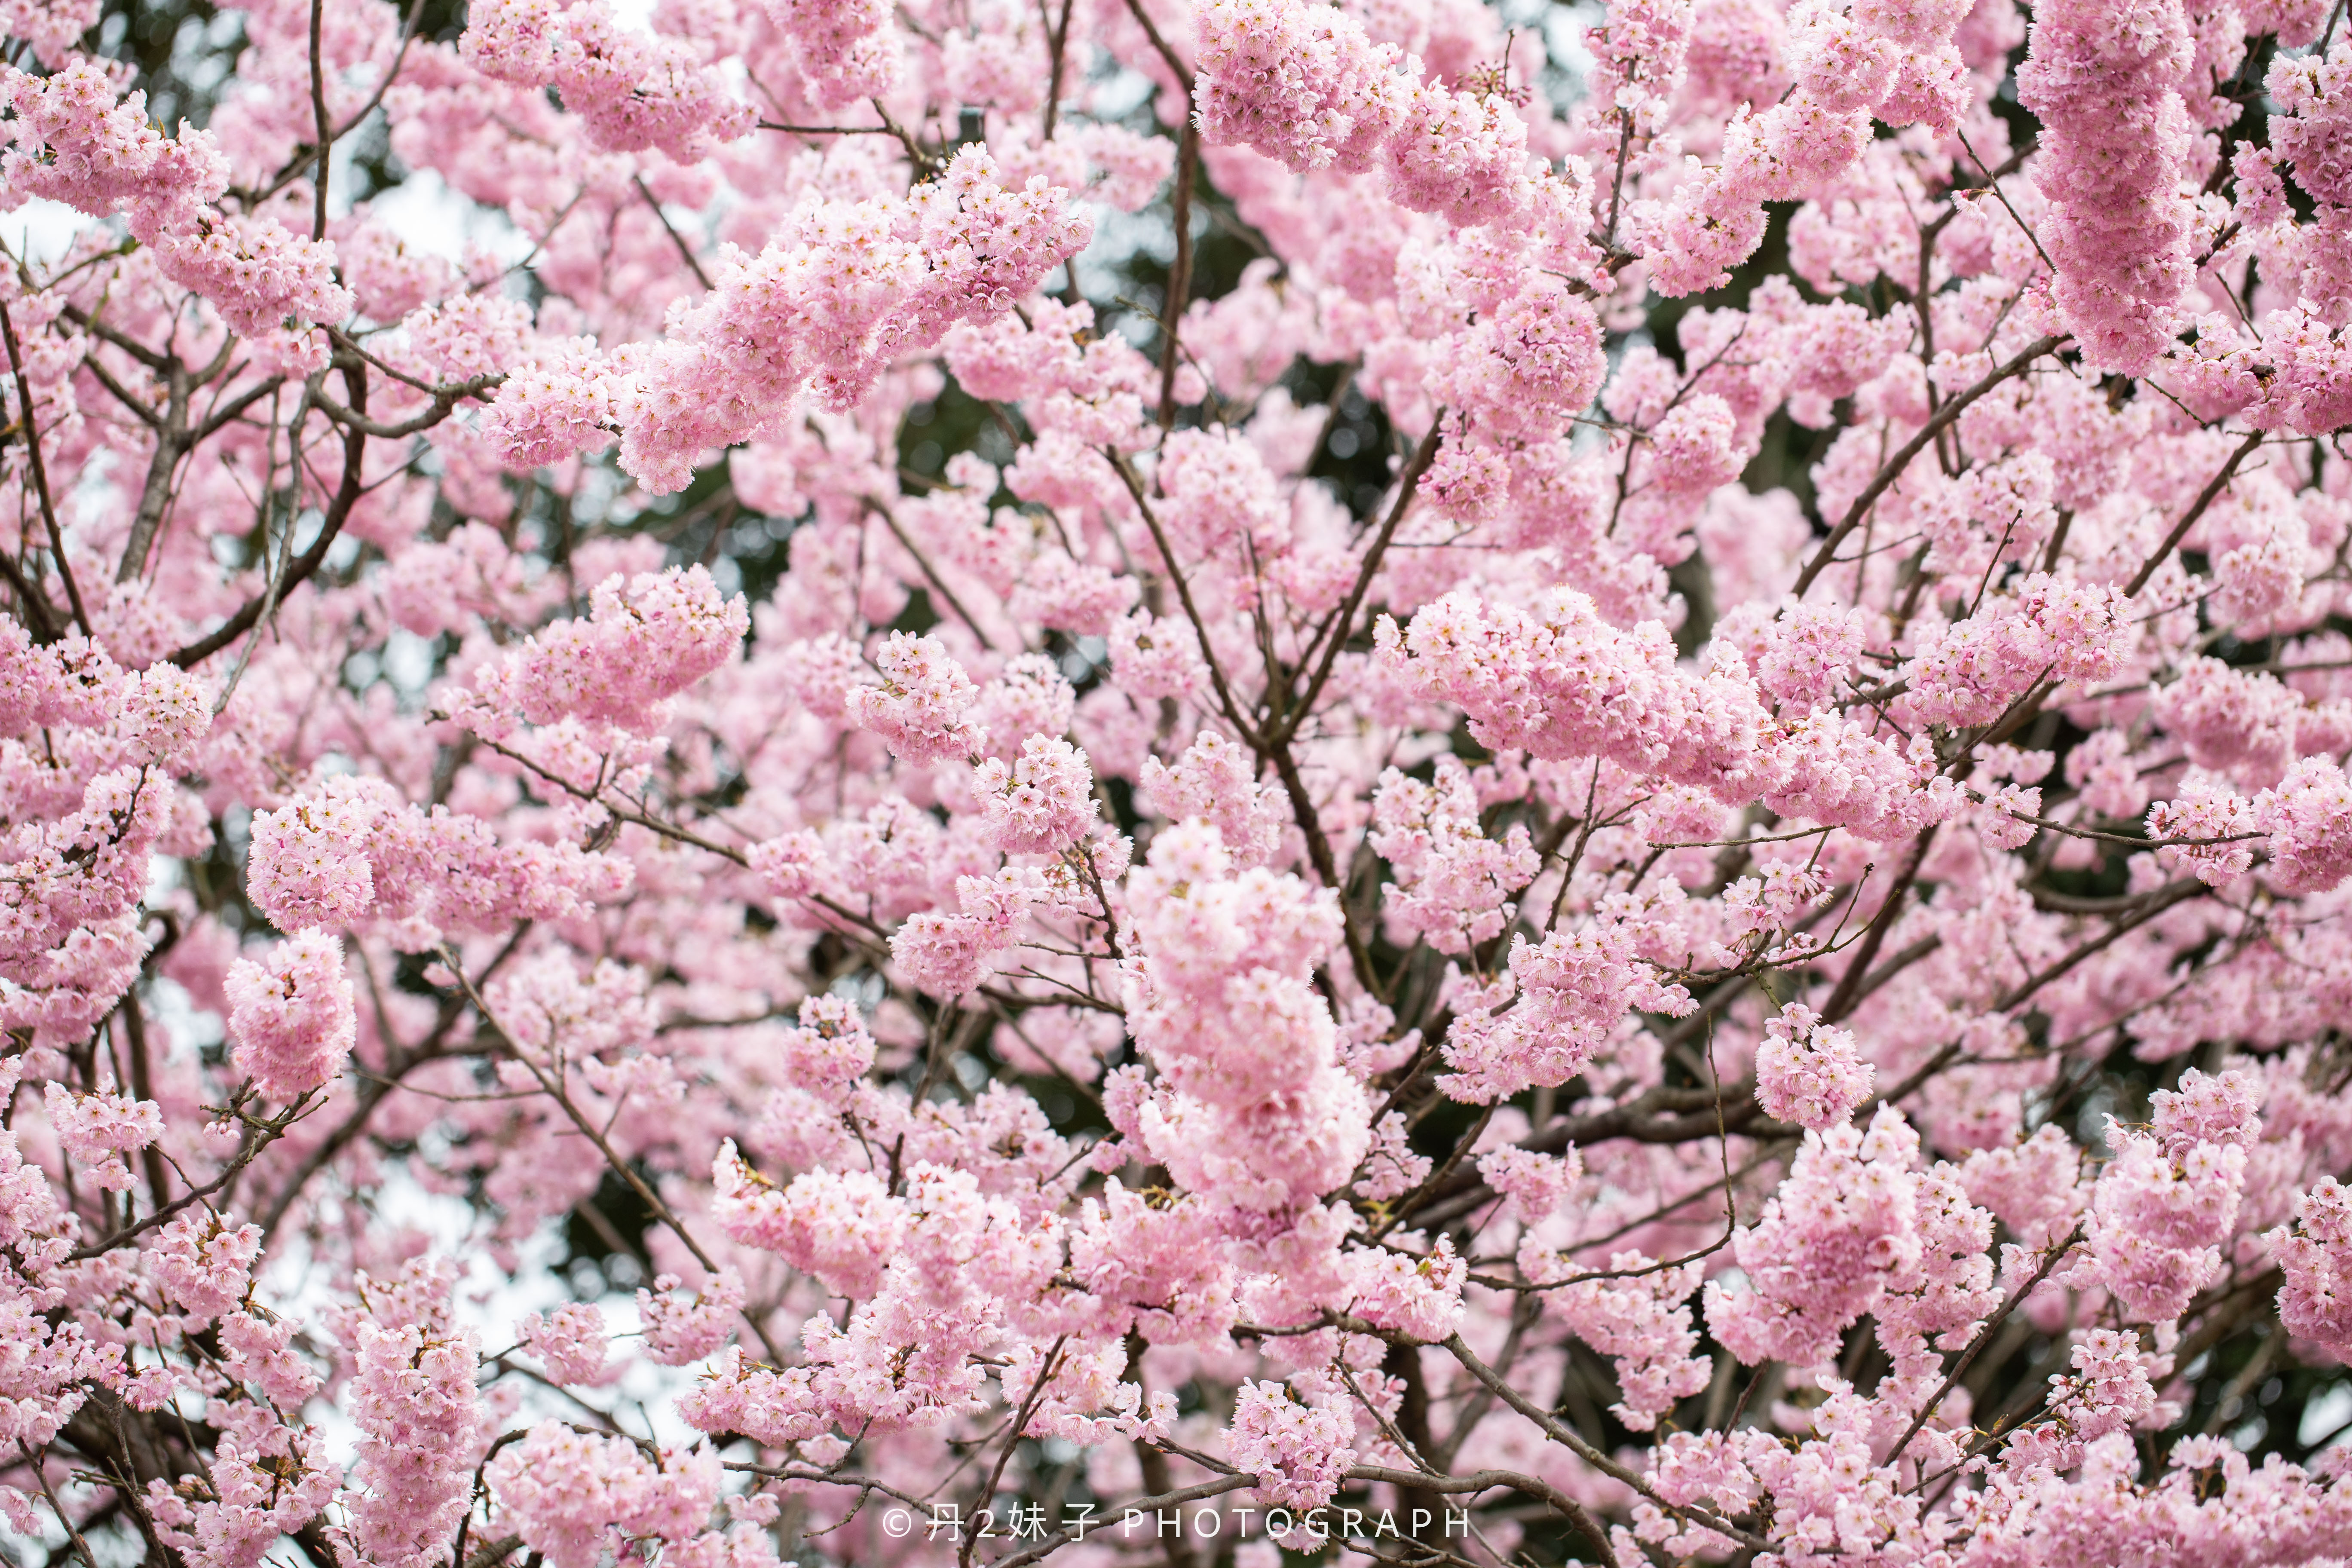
[
  {"xmin": 1225, "ymin": 1379, "xmax": 1357, "ymax": 1511},
  {"xmin": 223, "ymin": 932, "xmax": 356, "ymax": 1101},
  {"xmin": 2, "ymin": 1, "xmax": 2348, "ymax": 1562},
  {"xmin": 1754, "ymin": 1002, "xmax": 1873, "ymax": 1130},
  {"xmin": 516, "ymin": 1302, "xmax": 612, "ymax": 1386}
]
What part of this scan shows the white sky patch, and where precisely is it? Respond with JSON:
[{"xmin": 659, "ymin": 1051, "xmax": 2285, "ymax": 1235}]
[{"xmin": 0, "ymin": 196, "xmax": 94, "ymax": 267}]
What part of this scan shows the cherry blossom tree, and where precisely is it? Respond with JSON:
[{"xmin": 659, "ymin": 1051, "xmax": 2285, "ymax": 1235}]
[{"xmin": 3, "ymin": 0, "xmax": 2352, "ymax": 1563}]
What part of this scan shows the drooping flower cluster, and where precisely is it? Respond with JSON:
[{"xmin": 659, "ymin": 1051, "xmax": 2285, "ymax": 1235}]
[
  {"xmin": 1225, "ymin": 1380, "xmax": 1359, "ymax": 1511},
  {"xmin": 222, "ymin": 932, "xmax": 358, "ymax": 1102},
  {"xmin": 459, "ymin": 0, "xmax": 753, "ymax": 159},
  {"xmin": 2015, "ymin": 0, "xmax": 2196, "ymax": 373},
  {"xmin": 1753, "ymin": 1002, "xmax": 1872, "ymax": 1130},
  {"xmin": 2278, "ymin": 1177, "xmax": 2352, "ymax": 1348},
  {"xmin": 1706, "ymin": 1109, "xmax": 1939, "ymax": 1370},
  {"xmin": 337, "ymin": 1268, "xmax": 492, "ymax": 1568}
]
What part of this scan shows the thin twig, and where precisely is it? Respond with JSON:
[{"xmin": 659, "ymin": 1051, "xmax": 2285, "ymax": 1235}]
[
  {"xmin": 439, "ymin": 946, "xmax": 788, "ymax": 1363},
  {"xmin": 0, "ymin": 295, "xmax": 90, "ymax": 634},
  {"xmin": 1439, "ymin": 1332, "xmax": 1770, "ymax": 1553},
  {"xmin": 1791, "ymin": 335, "xmax": 2064, "ymax": 599},
  {"xmin": 1158, "ymin": 116, "xmax": 1201, "ymax": 426},
  {"xmin": 169, "ymin": 358, "xmax": 369, "ymax": 666},
  {"xmin": 1888, "ymin": 1222, "xmax": 2086, "ymax": 1468},
  {"xmin": 962, "ymin": 1335, "xmax": 1069, "ymax": 1568},
  {"xmin": 634, "ymin": 174, "xmax": 715, "ymax": 291},
  {"xmin": 2122, "ymin": 428, "xmax": 2267, "ymax": 597}
]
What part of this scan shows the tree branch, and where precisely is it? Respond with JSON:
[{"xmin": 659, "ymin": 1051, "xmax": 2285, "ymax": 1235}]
[{"xmin": 1791, "ymin": 335, "xmax": 2064, "ymax": 599}]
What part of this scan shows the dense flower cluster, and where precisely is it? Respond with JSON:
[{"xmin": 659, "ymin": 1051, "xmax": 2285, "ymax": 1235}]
[{"xmin": 2, "ymin": 0, "xmax": 2350, "ymax": 1565}]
